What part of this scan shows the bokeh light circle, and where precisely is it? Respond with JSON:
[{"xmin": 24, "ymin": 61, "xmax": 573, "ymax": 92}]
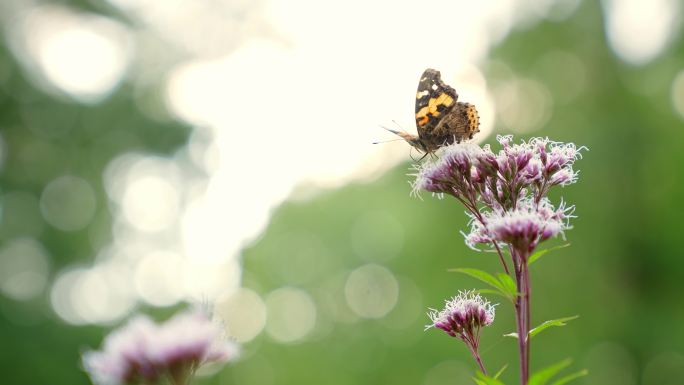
[
  {"xmin": 215, "ymin": 288, "xmax": 267, "ymax": 343},
  {"xmin": 495, "ymin": 77, "xmax": 553, "ymax": 133},
  {"xmin": 350, "ymin": 211, "xmax": 404, "ymax": 262},
  {"xmin": 51, "ymin": 263, "xmax": 135, "ymax": 325},
  {"xmin": 583, "ymin": 342, "xmax": 637, "ymax": 385},
  {"xmin": 671, "ymin": 70, "xmax": 684, "ymax": 121},
  {"xmin": 265, "ymin": 287, "xmax": 317, "ymax": 343},
  {"xmin": 12, "ymin": 6, "xmax": 132, "ymax": 102},
  {"xmin": 0, "ymin": 191, "xmax": 44, "ymax": 239},
  {"xmin": 344, "ymin": 264, "xmax": 399, "ymax": 319},
  {"xmin": 642, "ymin": 352, "xmax": 684, "ymax": 385},
  {"xmin": 422, "ymin": 360, "xmax": 472, "ymax": 385},
  {"xmin": 0, "ymin": 238, "xmax": 50, "ymax": 301},
  {"xmin": 40, "ymin": 175, "xmax": 97, "ymax": 231},
  {"xmin": 134, "ymin": 250, "xmax": 184, "ymax": 307},
  {"xmin": 602, "ymin": 0, "xmax": 679, "ymax": 66},
  {"xmin": 122, "ymin": 175, "xmax": 180, "ymax": 232}
]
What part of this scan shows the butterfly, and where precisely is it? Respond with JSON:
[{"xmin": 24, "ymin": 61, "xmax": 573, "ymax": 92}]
[{"xmin": 384, "ymin": 68, "xmax": 480, "ymax": 157}]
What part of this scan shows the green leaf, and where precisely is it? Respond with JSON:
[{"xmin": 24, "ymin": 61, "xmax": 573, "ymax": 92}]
[
  {"xmin": 549, "ymin": 370, "xmax": 588, "ymax": 385},
  {"xmin": 475, "ymin": 289, "xmax": 510, "ymax": 298},
  {"xmin": 473, "ymin": 371, "xmax": 507, "ymax": 385},
  {"xmin": 493, "ymin": 364, "xmax": 508, "ymax": 380},
  {"xmin": 497, "ymin": 273, "xmax": 518, "ymax": 297},
  {"xmin": 529, "ymin": 316, "xmax": 579, "ymax": 338},
  {"xmin": 450, "ymin": 268, "xmax": 508, "ymax": 296},
  {"xmin": 503, "ymin": 332, "xmax": 518, "ymax": 339},
  {"xmin": 528, "ymin": 359, "xmax": 572, "ymax": 385},
  {"xmin": 527, "ymin": 243, "xmax": 571, "ymax": 266}
]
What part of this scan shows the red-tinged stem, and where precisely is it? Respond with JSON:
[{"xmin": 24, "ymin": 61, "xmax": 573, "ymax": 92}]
[
  {"xmin": 466, "ymin": 341, "xmax": 488, "ymax": 375},
  {"xmin": 456, "ymin": 195, "xmax": 511, "ymax": 275},
  {"xmin": 522, "ymin": 253, "xmax": 532, "ymax": 384},
  {"xmin": 511, "ymin": 248, "xmax": 529, "ymax": 385},
  {"xmin": 492, "ymin": 241, "xmax": 511, "ymax": 276}
]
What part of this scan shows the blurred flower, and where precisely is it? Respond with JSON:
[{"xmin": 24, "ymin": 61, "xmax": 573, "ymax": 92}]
[
  {"xmin": 82, "ymin": 316, "xmax": 159, "ymax": 385},
  {"xmin": 427, "ymin": 290, "xmax": 495, "ymax": 342},
  {"xmin": 83, "ymin": 309, "xmax": 239, "ymax": 385}
]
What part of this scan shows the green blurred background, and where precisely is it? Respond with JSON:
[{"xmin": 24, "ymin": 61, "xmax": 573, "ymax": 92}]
[{"xmin": 1, "ymin": 0, "xmax": 684, "ymax": 384}]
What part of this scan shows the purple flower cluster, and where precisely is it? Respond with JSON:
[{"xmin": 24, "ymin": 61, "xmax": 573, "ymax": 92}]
[
  {"xmin": 427, "ymin": 290, "xmax": 495, "ymax": 338},
  {"xmin": 427, "ymin": 290, "xmax": 495, "ymax": 373},
  {"xmin": 413, "ymin": 135, "xmax": 584, "ymax": 255},
  {"xmin": 82, "ymin": 310, "xmax": 239, "ymax": 385},
  {"xmin": 415, "ymin": 135, "xmax": 585, "ymax": 382},
  {"xmin": 465, "ymin": 198, "xmax": 573, "ymax": 253}
]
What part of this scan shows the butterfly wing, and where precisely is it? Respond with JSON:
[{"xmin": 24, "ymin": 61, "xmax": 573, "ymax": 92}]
[
  {"xmin": 435, "ymin": 101, "xmax": 480, "ymax": 141},
  {"xmin": 414, "ymin": 69, "xmax": 458, "ymax": 139}
]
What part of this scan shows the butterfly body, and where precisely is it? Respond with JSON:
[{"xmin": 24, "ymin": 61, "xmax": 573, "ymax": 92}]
[{"xmin": 389, "ymin": 68, "xmax": 480, "ymax": 154}]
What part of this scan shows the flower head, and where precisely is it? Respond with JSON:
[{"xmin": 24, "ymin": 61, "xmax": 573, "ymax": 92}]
[
  {"xmin": 412, "ymin": 136, "xmax": 585, "ymax": 211},
  {"xmin": 427, "ymin": 290, "xmax": 495, "ymax": 339},
  {"xmin": 82, "ymin": 316, "xmax": 159, "ymax": 385},
  {"xmin": 466, "ymin": 198, "xmax": 572, "ymax": 253},
  {"xmin": 83, "ymin": 309, "xmax": 239, "ymax": 385},
  {"xmin": 412, "ymin": 143, "xmax": 483, "ymax": 196}
]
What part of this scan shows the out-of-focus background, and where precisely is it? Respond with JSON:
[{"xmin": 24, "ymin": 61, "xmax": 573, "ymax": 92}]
[{"xmin": 0, "ymin": 0, "xmax": 683, "ymax": 384}]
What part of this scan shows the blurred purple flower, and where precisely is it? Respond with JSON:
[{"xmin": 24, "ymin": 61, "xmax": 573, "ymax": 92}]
[
  {"xmin": 148, "ymin": 311, "xmax": 238, "ymax": 369},
  {"xmin": 83, "ymin": 310, "xmax": 239, "ymax": 385},
  {"xmin": 83, "ymin": 316, "xmax": 159, "ymax": 385}
]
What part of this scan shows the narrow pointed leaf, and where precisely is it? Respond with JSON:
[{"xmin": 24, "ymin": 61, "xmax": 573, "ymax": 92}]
[
  {"xmin": 527, "ymin": 243, "xmax": 570, "ymax": 266},
  {"xmin": 475, "ymin": 289, "xmax": 510, "ymax": 298},
  {"xmin": 497, "ymin": 273, "xmax": 518, "ymax": 297},
  {"xmin": 503, "ymin": 332, "xmax": 518, "ymax": 339},
  {"xmin": 529, "ymin": 316, "xmax": 579, "ymax": 338},
  {"xmin": 450, "ymin": 268, "xmax": 507, "ymax": 295},
  {"xmin": 474, "ymin": 371, "xmax": 507, "ymax": 385},
  {"xmin": 493, "ymin": 364, "xmax": 508, "ymax": 380},
  {"xmin": 528, "ymin": 359, "xmax": 572, "ymax": 385},
  {"xmin": 549, "ymin": 370, "xmax": 588, "ymax": 385}
]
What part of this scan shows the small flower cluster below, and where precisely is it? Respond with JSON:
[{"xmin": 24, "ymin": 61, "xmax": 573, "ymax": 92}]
[
  {"xmin": 427, "ymin": 290, "xmax": 495, "ymax": 337},
  {"xmin": 83, "ymin": 310, "xmax": 239, "ymax": 385}
]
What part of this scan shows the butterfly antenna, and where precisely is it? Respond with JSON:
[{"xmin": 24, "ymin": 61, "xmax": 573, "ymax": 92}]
[
  {"xmin": 372, "ymin": 138, "xmax": 404, "ymax": 145},
  {"xmin": 379, "ymin": 124, "xmax": 402, "ymax": 135},
  {"xmin": 391, "ymin": 120, "xmax": 405, "ymax": 131}
]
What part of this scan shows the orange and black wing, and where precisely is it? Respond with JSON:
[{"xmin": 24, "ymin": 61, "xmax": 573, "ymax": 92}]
[{"xmin": 414, "ymin": 68, "xmax": 458, "ymax": 138}]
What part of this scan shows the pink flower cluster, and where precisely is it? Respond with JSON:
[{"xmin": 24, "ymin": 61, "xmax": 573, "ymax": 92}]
[
  {"xmin": 465, "ymin": 198, "xmax": 573, "ymax": 253},
  {"xmin": 427, "ymin": 290, "xmax": 495, "ymax": 372},
  {"xmin": 427, "ymin": 290, "xmax": 495, "ymax": 338},
  {"xmin": 82, "ymin": 310, "xmax": 239, "ymax": 385},
  {"xmin": 416, "ymin": 135, "xmax": 584, "ymax": 382},
  {"xmin": 412, "ymin": 135, "xmax": 584, "ymax": 254}
]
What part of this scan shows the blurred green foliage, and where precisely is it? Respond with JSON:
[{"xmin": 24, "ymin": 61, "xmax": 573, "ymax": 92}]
[{"xmin": 2, "ymin": 1, "xmax": 684, "ymax": 385}]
